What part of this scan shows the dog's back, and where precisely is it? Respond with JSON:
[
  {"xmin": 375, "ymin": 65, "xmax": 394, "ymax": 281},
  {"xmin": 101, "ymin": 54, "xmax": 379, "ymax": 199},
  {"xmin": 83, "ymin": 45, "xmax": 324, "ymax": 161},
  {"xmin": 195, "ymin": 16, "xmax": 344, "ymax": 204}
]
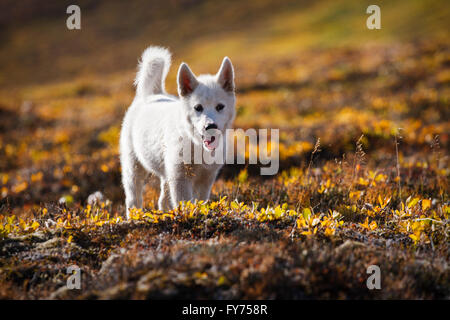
[{"xmin": 121, "ymin": 47, "xmax": 178, "ymax": 175}]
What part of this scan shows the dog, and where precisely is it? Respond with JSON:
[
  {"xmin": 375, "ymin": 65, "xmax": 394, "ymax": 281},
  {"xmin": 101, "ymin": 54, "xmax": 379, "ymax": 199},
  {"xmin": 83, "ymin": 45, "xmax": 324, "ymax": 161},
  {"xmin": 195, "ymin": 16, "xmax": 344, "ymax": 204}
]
[{"xmin": 120, "ymin": 46, "xmax": 236, "ymax": 218}]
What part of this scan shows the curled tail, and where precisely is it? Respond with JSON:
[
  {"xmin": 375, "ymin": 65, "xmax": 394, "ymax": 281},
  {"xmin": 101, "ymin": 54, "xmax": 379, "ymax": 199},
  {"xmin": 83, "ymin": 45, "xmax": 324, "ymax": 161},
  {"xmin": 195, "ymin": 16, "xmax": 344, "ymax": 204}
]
[{"xmin": 134, "ymin": 46, "xmax": 172, "ymax": 97}]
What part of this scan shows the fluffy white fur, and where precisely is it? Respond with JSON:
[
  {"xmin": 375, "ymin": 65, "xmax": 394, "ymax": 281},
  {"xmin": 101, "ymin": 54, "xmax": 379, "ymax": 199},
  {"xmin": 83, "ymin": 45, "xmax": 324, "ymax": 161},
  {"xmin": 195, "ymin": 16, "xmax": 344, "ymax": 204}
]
[{"xmin": 120, "ymin": 46, "xmax": 236, "ymax": 218}]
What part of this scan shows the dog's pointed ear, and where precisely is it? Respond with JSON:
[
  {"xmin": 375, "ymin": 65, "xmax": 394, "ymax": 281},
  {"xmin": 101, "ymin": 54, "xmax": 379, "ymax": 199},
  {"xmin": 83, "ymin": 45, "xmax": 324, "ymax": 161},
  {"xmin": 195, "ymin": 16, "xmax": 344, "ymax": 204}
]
[
  {"xmin": 177, "ymin": 63, "xmax": 198, "ymax": 97},
  {"xmin": 217, "ymin": 57, "xmax": 235, "ymax": 93}
]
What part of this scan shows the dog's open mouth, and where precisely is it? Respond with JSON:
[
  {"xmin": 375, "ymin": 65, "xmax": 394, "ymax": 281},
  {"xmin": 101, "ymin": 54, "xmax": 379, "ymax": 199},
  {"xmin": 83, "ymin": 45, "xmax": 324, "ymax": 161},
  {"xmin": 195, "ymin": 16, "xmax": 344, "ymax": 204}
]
[{"xmin": 203, "ymin": 136, "xmax": 216, "ymax": 150}]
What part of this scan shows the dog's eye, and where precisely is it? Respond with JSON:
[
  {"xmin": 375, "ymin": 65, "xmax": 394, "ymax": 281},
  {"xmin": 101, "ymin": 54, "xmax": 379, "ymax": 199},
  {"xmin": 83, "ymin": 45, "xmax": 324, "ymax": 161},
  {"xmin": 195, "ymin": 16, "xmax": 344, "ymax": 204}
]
[
  {"xmin": 216, "ymin": 103, "xmax": 225, "ymax": 112},
  {"xmin": 194, "ymin": 104, "xmax": 203, "ymax": 112}
]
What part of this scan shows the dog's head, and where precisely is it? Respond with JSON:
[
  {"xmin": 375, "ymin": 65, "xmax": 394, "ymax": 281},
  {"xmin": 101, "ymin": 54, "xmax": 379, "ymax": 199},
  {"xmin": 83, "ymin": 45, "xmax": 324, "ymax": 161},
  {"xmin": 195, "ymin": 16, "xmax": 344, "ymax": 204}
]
[{"xmin": 177, "ymin": 57, "xmax": 236, "ymax": 151}]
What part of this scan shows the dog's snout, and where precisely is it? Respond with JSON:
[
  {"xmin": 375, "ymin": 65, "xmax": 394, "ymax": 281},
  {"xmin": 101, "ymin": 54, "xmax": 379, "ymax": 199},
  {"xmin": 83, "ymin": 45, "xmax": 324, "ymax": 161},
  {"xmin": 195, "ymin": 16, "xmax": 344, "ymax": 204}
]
[{"xmin": 205, "ymin": 123, "xmax": 218, "ymax": 131}]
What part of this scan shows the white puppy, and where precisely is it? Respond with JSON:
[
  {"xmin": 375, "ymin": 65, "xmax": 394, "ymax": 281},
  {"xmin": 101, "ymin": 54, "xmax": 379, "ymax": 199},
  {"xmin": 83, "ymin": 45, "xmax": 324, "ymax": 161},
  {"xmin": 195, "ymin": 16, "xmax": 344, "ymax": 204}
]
[{"xmin": 120, "ymin": 46, "xmax": 236, "ymax": 218}]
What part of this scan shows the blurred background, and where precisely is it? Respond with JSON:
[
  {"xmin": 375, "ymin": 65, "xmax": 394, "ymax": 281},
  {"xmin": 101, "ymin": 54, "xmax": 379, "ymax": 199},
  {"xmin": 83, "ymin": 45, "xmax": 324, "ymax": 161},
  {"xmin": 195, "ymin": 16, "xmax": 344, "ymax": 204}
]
[{"xmin": 0, "ymin": 0, "xmax": 448, "ymax": 86}]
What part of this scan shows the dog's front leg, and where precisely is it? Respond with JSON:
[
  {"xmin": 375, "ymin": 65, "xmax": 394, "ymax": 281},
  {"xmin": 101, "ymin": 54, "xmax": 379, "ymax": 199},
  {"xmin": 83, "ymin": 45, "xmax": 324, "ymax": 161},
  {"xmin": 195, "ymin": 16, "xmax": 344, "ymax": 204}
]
[
  {"xmin": 194, "ymin": 170, "xmax": 217, "ymax": 201},
  {"xmin": 167, "ymin": 172, "xmax": 193, "ymax": 208},
  {"xmin": 158, "ymin": 179, "xmax": 171, "ymax": 211}
]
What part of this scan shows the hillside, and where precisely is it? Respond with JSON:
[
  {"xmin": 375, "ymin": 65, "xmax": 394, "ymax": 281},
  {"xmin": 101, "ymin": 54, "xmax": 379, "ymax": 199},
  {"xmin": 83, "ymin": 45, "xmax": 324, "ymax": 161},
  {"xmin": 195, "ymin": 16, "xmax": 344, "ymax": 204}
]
[{"xmin": 0, "ymin": 0, "xmax": 449, "ymax": 299}]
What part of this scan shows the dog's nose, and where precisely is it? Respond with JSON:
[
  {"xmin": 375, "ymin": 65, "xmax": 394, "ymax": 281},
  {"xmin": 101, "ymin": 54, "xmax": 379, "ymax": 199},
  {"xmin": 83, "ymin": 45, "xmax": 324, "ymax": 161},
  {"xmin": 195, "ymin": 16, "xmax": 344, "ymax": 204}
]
[{"xmin": 205, "ymin": 123, "xmax": 218, "ymax": 131}]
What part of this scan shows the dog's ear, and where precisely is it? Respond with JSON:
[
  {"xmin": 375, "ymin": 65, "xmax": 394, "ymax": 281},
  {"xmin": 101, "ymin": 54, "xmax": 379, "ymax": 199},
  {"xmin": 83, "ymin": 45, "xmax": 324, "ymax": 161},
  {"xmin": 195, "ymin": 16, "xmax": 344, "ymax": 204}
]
[
  {"xmin": 177, "ymin": 63, "xmax": 198, "ymax": 97},
  {"xmin": 217, "ymin": 57, "xmax": 234, "ymax": 93}
]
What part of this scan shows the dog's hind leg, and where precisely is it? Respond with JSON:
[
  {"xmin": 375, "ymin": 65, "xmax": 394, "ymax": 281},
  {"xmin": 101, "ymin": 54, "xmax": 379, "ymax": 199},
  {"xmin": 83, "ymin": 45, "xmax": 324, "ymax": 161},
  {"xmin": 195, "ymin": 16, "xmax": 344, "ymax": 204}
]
[{"xmin": 121, "ymin": 152, "xmax": 148, "ymax": 218}]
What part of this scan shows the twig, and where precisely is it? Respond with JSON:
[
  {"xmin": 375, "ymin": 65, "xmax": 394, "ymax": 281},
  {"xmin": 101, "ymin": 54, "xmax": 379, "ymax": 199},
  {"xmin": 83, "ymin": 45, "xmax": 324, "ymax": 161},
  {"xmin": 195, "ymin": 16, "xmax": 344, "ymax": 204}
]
[
  {"xmin": 394, "ymin": 130, "xmax": 402, "ymax": 199},
  {"xmin": 306, "ymin": 138, "xmax": 321, "ymax": 179},
  {"xmin": 350, "ymin": 134, "xmax": 365, "ymax": 190}
]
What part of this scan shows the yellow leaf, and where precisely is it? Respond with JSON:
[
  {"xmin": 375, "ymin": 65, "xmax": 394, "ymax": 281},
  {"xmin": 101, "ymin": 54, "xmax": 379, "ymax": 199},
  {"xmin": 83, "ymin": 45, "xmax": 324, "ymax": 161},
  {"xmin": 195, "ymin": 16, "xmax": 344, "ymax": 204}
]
[
  {"xmin": 274, "ymin": 206, "xmax": 283, "ymax": 219},
  {"xmin": 67, "ymin": 235, "xmax": 73, "ymax": 243},
  {"xmin": 409, "ymin": 233, "xmax": 420, "ymax": 244},
  {"xmin": 407, "ymin": 197, "xmax": 419, "ymax": 209},
  {"xmin": 31, "ymin": 221, "xmax": 40, "ymax": 230},
  {"xmin": 422, "ymin": 199, "xmax": 431, "ymax": 211},
  {"xmin": 296, "ymin": 218, "xmax": 306, "ymax": 229},
  {"xmin": 302, "ymin": 208, "xmax": 312, "ymax": 220},
  {"xmin": 349, "ymin": 191, "xmax": 361, "ymax": 201},
  {"xmin": 359, "ymin": 217, "xmax": 369, "ymax": 229},
  {"xmin": 358, "ymin": 177, "xmax": 369, "ymax": 186},
  {"xmin": 237, "ymin": 169, "xmax": 248, "ymax": 184},
  {"xmin": 217, "ymin": 275, "xmax": 229, "ymax": 286},
  {"xmin": 324, "ymin": 227, "xmax": 335, "ymax": 236}
]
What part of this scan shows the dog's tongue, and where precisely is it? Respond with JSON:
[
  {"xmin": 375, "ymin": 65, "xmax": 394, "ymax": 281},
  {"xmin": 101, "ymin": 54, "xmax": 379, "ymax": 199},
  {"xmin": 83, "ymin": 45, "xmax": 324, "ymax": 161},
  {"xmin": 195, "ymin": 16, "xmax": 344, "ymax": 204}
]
[{"xmin": 204, "ymin": 136, "xmax": 216, "ymax": 150}]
